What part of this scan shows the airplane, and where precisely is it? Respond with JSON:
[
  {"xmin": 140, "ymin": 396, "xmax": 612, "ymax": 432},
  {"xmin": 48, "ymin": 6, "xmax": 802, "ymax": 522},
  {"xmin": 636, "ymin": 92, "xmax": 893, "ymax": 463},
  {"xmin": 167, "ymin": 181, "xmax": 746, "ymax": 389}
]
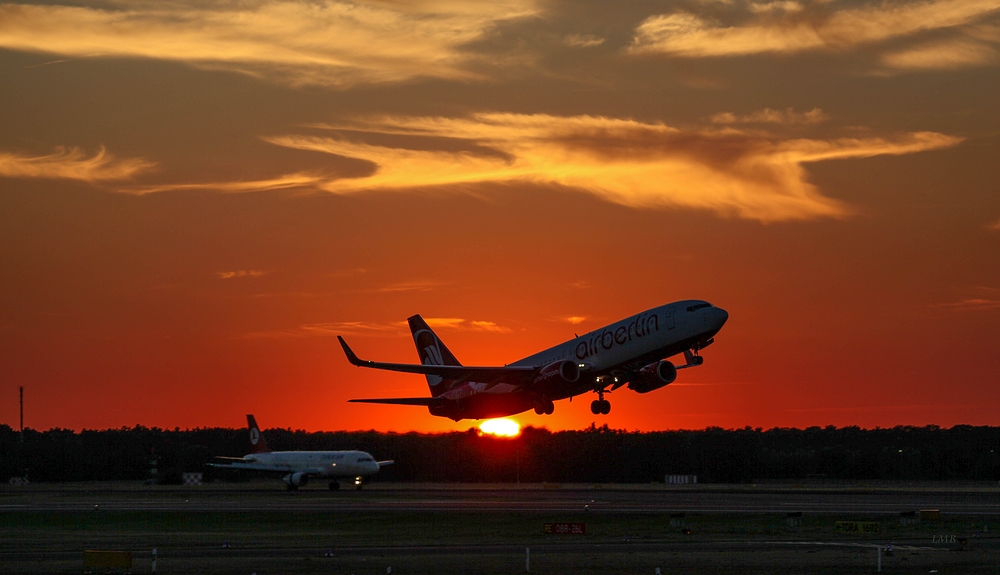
[
  {"xmin": 208, "ymin": 414, "xmax": 393, "ymax": 491},
  {"xmin": 340, "ymin": 300, "xmax": 728, "ymax": 420}
]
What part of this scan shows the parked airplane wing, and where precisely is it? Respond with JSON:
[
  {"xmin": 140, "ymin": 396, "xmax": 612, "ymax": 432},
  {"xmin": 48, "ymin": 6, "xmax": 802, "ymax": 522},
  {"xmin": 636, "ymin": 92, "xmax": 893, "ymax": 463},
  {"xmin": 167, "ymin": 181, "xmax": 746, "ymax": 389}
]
[
  {"xmin": 207, "ymin": 460, "xmax": 323, "ymax": 474},
  {"xmin": 338, "ymin": 336, "xmax": 536, "ymax": 383}
]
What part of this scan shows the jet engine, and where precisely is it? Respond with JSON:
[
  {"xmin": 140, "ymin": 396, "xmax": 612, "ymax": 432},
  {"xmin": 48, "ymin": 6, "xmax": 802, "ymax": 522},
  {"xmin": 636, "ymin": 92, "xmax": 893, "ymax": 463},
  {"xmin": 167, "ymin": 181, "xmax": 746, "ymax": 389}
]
[
  {"xmin": 283, "ymin": 472, "xmax": 309, "ymax": 488},
  {"xmin": 533, "ymin": 360, "xmax": 580, "ymax": 385},
  {"xmin": 627, "ymin": 360, "xmax": 677, "ymax": 393}
]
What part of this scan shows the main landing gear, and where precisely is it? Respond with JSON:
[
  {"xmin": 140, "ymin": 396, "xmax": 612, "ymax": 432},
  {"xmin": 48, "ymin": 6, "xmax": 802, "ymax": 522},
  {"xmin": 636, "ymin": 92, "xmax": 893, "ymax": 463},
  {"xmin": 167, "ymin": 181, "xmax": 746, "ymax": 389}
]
[
  {"xmin": 534, "ymin": 400, "xmax": 555, "ymax": 415},
  {"xmin": 590, "ymin": 391, "xmax": 611, "ymax": 415}
]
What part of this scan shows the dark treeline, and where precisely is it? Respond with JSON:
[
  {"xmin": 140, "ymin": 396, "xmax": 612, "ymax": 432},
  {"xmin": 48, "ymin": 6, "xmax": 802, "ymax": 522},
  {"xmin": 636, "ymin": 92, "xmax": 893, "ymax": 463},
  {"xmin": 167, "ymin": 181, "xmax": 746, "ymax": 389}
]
[{"xmin": 2, "ymin": 424, "xmax": 998, "ymax": 484}]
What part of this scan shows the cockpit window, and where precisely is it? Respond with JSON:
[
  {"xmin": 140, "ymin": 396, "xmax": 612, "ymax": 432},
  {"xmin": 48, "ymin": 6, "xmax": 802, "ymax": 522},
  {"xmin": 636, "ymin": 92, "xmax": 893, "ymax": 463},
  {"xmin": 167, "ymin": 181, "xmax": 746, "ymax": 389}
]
[{"xmin": 686, "ymin": 303, "xmax": 711, "ymax": 312}]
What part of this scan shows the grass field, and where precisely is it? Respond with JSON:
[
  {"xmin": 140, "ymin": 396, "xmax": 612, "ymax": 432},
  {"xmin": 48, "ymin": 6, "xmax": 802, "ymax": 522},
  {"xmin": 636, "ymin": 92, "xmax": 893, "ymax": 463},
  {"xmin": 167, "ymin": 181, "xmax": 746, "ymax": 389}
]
[{"xmin": 2, "ymin": 482, "xmax": 998, "ymax": 574}]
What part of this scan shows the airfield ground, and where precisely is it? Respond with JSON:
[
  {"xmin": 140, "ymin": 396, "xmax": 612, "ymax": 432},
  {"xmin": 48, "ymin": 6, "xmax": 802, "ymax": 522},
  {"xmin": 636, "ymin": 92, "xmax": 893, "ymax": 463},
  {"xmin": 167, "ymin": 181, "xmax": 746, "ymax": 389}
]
[{"xmin": 2, "ymin": 481, "xmax": 999, "ymax": 574}]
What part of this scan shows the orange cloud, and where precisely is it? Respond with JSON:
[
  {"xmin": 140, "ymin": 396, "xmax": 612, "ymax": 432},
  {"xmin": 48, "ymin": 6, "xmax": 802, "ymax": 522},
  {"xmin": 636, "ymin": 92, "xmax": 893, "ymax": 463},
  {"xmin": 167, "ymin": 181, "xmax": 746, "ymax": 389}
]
[
  {"xmin": 711, "ymin": 108, "xmax": 830, "ymax": 125},
  {"xmin": 130, "ymin": 174, "xmax": 325, "ymax": 195},
  {"xmin": 934, "ymin": 298, "xmax": 1000, "ymax": 311},
  {"xmin": 628, "ymin": 0, "xmax": 1000, "ymax": 70},
  {"xmin": 216, "ymin": 270, "xmax": 269, "ymax": 279},
  {"xmin": 265, "ymin": 113, "xmax": 961, "ymax": 222},
  {"xmin": 261, "ymin": 317, "xmax": 513, "ymax": 337},
  {"xmin": 881, "ymin": 36, "xmax": 999, "ymax": 70},
  {"xmin": 245, "ymin": 321, "xmax": 405, "ymax": 339},
  {"xmin": 933, "ymin": 287, "xmax": 1000, "ymax": 312},
  {"xmin": 0, "ymin": 146, "xmax": 153, "ymax": 182},
  {"xmin": 0, "ymin": 0, "xmax": 537, "ymax": 87},
  {"xmin": 469, "ymin": 320, "xmax": 512, "ymax": 333},
  {"xmin": 423, "ymin": 317, "xmax": 511, "ymax": 332},
  {"xmin": 564, "ymin": 34, "xmax": 605, "ymax": 48},
  {"xmin": 375, "ymin": 280, "xmax": 447, "ymax": 293}
]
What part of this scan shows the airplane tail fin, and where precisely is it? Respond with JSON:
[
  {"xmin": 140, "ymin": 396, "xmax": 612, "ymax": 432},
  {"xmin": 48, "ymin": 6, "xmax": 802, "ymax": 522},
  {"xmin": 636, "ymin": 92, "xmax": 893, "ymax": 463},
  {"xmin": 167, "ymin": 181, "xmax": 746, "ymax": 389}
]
[
  {"xmin": 246, "ymin": 414, "xmax": 271, "ymax": 454},
  {"xmin": 407, "ymin": 314, "xmax": 461, "ymax": 397}
]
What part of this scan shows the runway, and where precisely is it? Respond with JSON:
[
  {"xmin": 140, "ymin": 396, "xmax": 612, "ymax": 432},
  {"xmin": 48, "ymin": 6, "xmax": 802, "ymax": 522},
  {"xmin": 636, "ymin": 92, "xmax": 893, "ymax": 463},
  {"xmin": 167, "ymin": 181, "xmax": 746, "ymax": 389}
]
[{"xmin": 4, "ymin": 482, "xmax": 1000, "ymax": 515}]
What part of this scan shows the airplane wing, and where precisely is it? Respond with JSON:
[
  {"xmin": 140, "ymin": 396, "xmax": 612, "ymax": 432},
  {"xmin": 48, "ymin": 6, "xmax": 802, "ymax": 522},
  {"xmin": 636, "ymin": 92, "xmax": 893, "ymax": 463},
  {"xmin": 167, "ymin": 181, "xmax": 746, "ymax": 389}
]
[
  {"xmin": 207, "ymin": 460, "xmax": 323, "ymax": 474},
  {"xmin": 377, "ymin": 460, "xmax": 394, "ymax": 468},
  {"xmin": 338, "ymin": 336, "xmax": 536, "ymax": 384},
  {"xmin": 348, "ymin": 397, "xmax": 441, "ymax": 406}
]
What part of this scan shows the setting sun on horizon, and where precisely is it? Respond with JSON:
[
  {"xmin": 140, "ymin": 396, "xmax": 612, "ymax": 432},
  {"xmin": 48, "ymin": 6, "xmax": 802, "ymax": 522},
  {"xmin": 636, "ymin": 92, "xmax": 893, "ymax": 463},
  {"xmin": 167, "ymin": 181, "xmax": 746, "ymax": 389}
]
[{"xmin": 478, "ymin": 419, "xmax": 522, "ymax": 438}]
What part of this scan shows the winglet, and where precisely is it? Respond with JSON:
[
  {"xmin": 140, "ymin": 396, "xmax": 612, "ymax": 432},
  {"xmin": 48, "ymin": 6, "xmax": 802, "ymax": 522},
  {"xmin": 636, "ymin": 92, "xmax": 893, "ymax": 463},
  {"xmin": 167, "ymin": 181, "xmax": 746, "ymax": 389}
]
[{"xmin": 338, "ymin": 336, "xmax": 366, "ymax": 367}]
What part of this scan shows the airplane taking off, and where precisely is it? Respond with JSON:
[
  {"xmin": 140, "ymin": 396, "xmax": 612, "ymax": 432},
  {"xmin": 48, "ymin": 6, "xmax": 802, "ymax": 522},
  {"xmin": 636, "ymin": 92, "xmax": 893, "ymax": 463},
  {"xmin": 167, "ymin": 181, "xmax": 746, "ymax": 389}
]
[
  {"xmin": 208, "ymin": 415, "xmax": 393, "ymax": 490},
  {"xmin": 340, "ymin": 300, "xmax": 728, "ymax": 421}
]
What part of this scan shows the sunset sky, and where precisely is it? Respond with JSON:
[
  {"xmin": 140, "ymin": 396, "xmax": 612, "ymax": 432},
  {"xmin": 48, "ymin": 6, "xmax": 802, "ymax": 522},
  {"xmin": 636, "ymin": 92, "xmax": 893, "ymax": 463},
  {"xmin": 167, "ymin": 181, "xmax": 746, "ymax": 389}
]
[{"xmin": 1, "ymin": 0, "xmax": 998, "ymax": 433}]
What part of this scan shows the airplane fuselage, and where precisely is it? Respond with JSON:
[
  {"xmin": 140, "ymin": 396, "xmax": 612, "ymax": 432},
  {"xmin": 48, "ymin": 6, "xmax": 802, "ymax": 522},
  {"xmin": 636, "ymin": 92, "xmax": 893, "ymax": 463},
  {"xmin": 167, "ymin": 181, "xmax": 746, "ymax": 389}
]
[
  {"xmin": 232, "ymin": 450, "xmax": 381, "ymax": 478},
  {"xmin": 426, "ymin": 300, "xmax": 728, "ymax": 420}
]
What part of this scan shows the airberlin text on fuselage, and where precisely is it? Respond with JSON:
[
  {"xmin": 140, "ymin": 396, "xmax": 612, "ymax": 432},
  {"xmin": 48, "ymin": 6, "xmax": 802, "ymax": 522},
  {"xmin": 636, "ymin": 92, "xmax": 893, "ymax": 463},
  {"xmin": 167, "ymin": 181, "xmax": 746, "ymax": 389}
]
[{"xmin": 575, "ymin": 312, "xmax": 660, "ymax": 360}]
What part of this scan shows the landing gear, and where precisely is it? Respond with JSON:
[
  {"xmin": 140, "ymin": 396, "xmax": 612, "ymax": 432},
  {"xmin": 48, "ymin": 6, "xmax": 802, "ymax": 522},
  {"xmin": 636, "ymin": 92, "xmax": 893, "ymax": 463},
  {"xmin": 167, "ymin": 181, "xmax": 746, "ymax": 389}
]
[
  {"xmin": 683, "ymin": 348, "xmax": 704, "ymax": 367},
  {"xmin": 286, "ymin": 484, "xmax": 298, "ymax": 492},
  {"xmin": 329, "ymin": 481, "xmax": 340, "ymax": 491},
  {"xmin": 590, "ymin": 391, "xmax": 611, "ymax": 415},
  {"xmin": 534, "ymin": 400, "xmax": 555, "ymax": 415}
]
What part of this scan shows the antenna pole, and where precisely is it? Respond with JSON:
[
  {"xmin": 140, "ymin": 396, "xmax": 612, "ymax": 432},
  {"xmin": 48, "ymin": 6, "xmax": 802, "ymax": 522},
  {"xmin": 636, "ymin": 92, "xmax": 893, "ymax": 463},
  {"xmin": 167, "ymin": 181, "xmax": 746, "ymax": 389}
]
[{"xmin": 19, "ymin": 386, "xmax": 24, "ymax": 443}]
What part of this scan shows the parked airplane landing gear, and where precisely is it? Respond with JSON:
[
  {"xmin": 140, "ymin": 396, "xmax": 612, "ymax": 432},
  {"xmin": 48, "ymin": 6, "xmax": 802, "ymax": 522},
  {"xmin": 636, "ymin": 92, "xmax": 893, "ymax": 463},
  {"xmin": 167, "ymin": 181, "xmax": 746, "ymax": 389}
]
[
  {"xmin": 329, "ymin": 481, "xmax": 340, "ymax": 491},
  {"xmin": 590, "ymin": 392, "xmax": 611, "ymax": 415}
]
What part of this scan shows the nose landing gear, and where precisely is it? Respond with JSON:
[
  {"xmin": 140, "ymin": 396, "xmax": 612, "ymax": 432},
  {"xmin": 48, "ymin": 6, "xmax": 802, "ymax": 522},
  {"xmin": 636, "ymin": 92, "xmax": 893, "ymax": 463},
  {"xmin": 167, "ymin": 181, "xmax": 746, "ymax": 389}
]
[{"xmin": 590, "ymin": 391, "xmax": 611, "ymax": 415}]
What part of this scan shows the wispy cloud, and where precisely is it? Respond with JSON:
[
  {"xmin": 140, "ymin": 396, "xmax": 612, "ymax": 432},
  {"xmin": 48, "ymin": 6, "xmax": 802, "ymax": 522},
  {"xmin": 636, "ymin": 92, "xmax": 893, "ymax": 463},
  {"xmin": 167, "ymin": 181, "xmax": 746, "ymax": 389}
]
[
  {"xmin": 628, "ymin": 0, "xmax": 1000, "ymax": 72},
  {"xmin": 564, "ymin": 316, "xmax": 587, "ymax": 325},
  {"xmin": 247, "ymin": 316, "xmax": 511, "ymax": 338},
  {"xmin": 425, "ymin": 318, "xmax": 511, "ymax": 332},
  {"xmin": 671, "ymin": 381, "xmax": 757, "ymax": 386},
  {"xmin": 933, "ymin": 286, "xmax": 1000, "ymax": 312},
  {"xmin": 376, "ymin": 280, "xmax": 446, "ymax": 293},
  {"xmin": 469, "ymin": 320, "xmax": 511, "ymax": 333},
  {"xmin": 881, "ymin": 36, "xmax": 999, "ymax": 70},
  {"xmin": 130, "ymin": 174, "xmax": 324, "ymax": 195},
  {"xmin": 989, "ymin": 217, "xmax": 1000, "ymax": 231},
  {"xmin": 246, "ymin": 321, "xmax": 402, "ymax": 338},
  {"xmin": 0, "ymin": 146, "xmax": 154, "ymax": 182},
  {"xmin": 787, "ymin": 403, "xmax": 985, "ymax": 413},
  {"xmin": 300, "ymin": 321, "xmax": 401, "ymax": 336},
  {"xmin": 216, "ymin": 270, "xmax": 269, "ymax": 279},
  {"xmin": 934, "ymin": 298, "xmax": 1000, "ymax": 312},
  {"xmin": 711, "ymin": 108, "xmax": 830, "ymax": 125},
  {"xmin": 266, "ymin": 113, "xmax": 961, "ymax": 222},
  {"xmin": 423, "ymin": 317, "xmax": 467, "ymax": 329},
  {"xmin": 0, "ymin": 0, "xmax": 538, "ymax": 87},
  {"xmin": 563, "ymin": 34, "xmax": 605, "ymax": 48}
]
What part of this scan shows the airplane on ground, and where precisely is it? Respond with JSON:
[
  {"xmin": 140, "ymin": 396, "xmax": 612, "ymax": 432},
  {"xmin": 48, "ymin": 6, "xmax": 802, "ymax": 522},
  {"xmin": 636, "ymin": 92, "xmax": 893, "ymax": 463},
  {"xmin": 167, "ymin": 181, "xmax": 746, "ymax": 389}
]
[
  {"xmin": 340, "ymin": 300, "xmax": 728, "ymax": 421},
  {"xmin": 208, "ymin": 415, "xmax": 393, "ymax": 491}
]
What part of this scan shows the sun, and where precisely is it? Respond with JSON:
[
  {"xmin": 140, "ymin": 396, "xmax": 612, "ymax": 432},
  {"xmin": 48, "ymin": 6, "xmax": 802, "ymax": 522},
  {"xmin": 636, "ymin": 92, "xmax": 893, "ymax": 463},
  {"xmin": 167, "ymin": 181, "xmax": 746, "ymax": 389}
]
[{"xmin": 478, "ymin": 418, "xmax": 521, "ymax": 438}]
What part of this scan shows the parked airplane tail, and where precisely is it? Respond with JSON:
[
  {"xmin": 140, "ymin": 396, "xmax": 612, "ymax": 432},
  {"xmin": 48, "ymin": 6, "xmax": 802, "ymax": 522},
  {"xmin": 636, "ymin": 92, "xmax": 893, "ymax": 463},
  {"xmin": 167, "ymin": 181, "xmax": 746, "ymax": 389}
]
[
  {"xmin": 246, "ymin": 414, "xmax": 272, "ymax": 454},
  {"xmin": 407, "ymin": 314, "xmax": 461, "ymax": 396}
]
